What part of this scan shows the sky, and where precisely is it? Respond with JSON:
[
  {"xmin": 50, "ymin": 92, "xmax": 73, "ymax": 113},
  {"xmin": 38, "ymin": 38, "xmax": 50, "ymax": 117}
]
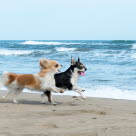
[{"xmin": 0, "ymin": 0, "xmax": 136, "ymax": 40}]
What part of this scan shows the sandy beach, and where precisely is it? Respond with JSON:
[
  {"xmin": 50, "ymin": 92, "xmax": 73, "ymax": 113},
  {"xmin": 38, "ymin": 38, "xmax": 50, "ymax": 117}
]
[{"xmin": 0, "ymin": 90, "xmax": 136, "ymax": 136}]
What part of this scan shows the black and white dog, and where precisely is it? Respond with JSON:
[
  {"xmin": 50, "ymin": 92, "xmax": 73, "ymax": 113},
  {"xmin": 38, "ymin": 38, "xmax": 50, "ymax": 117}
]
[{"xmin": 41, "ymin": 57, "xmax": 87, "ymax": 104}]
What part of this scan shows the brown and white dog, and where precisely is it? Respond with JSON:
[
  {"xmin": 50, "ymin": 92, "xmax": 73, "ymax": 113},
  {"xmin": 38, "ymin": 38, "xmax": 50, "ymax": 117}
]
[{"xmin": 0, "ymin": 58, "xmax": 63, "ymax": 104}]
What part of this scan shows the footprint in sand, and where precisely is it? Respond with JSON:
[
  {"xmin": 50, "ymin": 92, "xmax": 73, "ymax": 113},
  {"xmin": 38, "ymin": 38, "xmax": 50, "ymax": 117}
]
[
  {"xmin": 79, "ymin": 110, "xmax": 107, "ymax": 115},
  {"xmin": 42, "ymin": 123, "xmax": 58, "ymax": 128}
]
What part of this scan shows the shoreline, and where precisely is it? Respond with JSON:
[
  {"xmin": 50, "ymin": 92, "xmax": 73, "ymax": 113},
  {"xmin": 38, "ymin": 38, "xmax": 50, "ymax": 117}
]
[
  {"xmin": 2, "ymin": 88, "xmax": 136, "ymax": 102},
  {"xmin": 0, "ymin": 90, "xmax": 136, "ymax": 136}
]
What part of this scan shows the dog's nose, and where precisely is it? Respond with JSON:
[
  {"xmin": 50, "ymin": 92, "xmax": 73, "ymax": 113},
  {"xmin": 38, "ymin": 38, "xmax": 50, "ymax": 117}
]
[
  {"xmin": 85, "ymin": 67, "xmax": 87, "ymax": 71},
  {"xmin": 61, "ymin": 65, "xmax": 63, "ymax": 67}
]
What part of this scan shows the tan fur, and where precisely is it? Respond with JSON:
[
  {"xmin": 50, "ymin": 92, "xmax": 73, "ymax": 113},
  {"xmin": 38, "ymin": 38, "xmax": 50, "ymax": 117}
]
[
  {"xmin": 39, "ymin": 59, "xmax": 61, "ymax": 71},
  {"xmin": 5, "ymin": 59, "xmax": 60, "ymax": 86},
  {"xmin": 1, "ymin": 58, "xmax": 62, "ymax": 103},
  {"xmin": 17, "ymin": 74, "xmax": 41, "ymax": 90},
  {"xmin": 7, "ymin": 73, "xmax": 17, "ymax": 84},
  {"xmin": 38, "ymin": 69, "xmax": 49, "ymax": 77},
  {"xmin": 6, "ymin": 73, "xmax": 41, "ymax": 90}
]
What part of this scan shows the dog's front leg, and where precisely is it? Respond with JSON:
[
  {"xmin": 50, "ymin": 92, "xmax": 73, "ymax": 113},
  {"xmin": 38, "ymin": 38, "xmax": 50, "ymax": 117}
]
[
  {"xmin": 42, "ymin": 91, "xmax": 57, "ymax": 105},
  {"xmin": 51, "ymin": 87, "xmax": 64, "ymax": 93},
  {"xmin": 45, "ymin": 87, "xmax": 64, "ymax": 93},
  {"xmin": 72, "ymin": 86, "xmax": 86, "ymax": 99}
]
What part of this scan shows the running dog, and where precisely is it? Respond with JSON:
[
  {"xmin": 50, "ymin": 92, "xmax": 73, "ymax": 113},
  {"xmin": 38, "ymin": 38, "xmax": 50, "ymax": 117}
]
[
  {"xmin": 41, "ymin": 57, "xmax": 87, "ymax": 104},
  {"xmin": 1, "ymin": 58, "xmax": 63, "ymax": 103}
]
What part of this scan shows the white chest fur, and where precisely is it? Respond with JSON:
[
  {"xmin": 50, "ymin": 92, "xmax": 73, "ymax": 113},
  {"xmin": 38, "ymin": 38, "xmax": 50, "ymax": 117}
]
[
  {"xmin": 70, "ymin": 69, "xmax": 79, "ymax": 86},
  {"xmin": 35, "ymin": 71, "xmax": 56, "ymax": 90}
]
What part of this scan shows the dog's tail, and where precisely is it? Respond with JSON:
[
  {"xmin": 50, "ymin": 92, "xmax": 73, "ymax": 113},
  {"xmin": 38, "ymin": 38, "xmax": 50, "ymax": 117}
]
[{"xmin": 0, "ymin": 71, "xmax": 10, "ymax": 88}]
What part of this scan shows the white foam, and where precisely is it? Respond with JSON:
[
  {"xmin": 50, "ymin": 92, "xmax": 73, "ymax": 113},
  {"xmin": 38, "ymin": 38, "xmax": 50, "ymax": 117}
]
[
  {"xmin": 95, "ymin": 52, "xmax": 110, "ymax": 57},
  {"xmin": 0, "ymin": 49, "xmax": 32, "ymax": 56},
  {"xmin": 131, "ymin": 53, "xmax": 136, "ymax": 59},
  {"xmin": 55, "ymin": 47, "xmax": 76, "ymax": 52},
  {"xmin": 94, "ymin": 51, "xmax": 126, "ymax": 58},
  {"xmin": 2, "ymin": 85, "xmax": 136, "ymax": 101},
  {"xmin": 21, "ymin": 41, "xmax": 81, "ymax": 45},
  {"xmin": 85, "ymin": 85, "xmax": 136, "ymax": 100},
  {"xmin": 21, "ymin": 41, "xmax": 62, "ymax": 45},
  {"xmin": 131, "ymin": 44, "xmax": 136, "ymax": 49},
  {"xmin": 91, "ymin": 42, "xmax": 109, "ymax": 45},
  {"xmin": 45, "ymin": 85, "xmax": 136, "ymax": 101}
]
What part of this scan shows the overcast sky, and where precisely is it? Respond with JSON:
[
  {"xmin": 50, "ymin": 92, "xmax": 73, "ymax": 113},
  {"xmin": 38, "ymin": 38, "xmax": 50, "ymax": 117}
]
[{"xmin": 0, "ymin": 0, "xmax": 136, "ymax": 40}]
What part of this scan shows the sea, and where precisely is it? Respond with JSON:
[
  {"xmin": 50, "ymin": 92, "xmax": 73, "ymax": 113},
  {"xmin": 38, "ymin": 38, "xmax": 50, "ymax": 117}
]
[{"xmin": 0, "ymin": 40, "xmax": 136, "ymax": 100}]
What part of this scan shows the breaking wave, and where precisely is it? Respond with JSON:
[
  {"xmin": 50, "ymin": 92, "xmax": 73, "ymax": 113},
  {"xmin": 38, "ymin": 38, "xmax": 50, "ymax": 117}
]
[
  {"xmin": 131, "ymin": 44, "xmax": 136, "ymax": 49},
  {"xmin": 2, "ymin": 85, "xmax": 136, "ymax": 101},
  {"xmin": 0, "ymin": 49, "xmax": 50, "ymax": 56},
  {"xmin": 20, "ymin": 41, "xmax": 81, "ymax": 45},
  {"xmin": 0, "ymin": 49, "xmax": 32, "ymax": 56},
  {"xmin": 55, "ymin": 47, "xmax": 76, "ymax": 52},
  {"xmin": 62, "ymin": 85, "xmax": 136, "ymax": 101},
  {"xmin": 86, "ymin": 86, "xmax": 136, "ymax": 100},
  {"xmin": 131, "ymin": 53, "xmax": 136, "ymax": 59}
]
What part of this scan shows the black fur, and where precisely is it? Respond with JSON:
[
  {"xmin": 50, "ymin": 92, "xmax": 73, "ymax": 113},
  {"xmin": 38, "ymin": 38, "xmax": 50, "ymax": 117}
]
[
  {"xmin": 44, "ymin": 58, "xmax": 87, "ymax": 103},
  {"xmin": 55, "ymin": 65, "xmax": 74, "ymax": 90},
  {"xmin": 54, "ymin": 60, "xmax": 87, "ymax": 90}
]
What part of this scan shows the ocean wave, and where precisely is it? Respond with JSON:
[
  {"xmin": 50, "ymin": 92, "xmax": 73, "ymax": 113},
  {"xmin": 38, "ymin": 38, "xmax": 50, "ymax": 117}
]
[
  {"xmin": 0, "ymin": 49, "xmax": 50, "ymax": 56},
  {"xmin": 55, "ymin": 47, "xmax": 76, "ymax": 52},
  {"xmin": 3, "ymin": 85, "xmax": 136, "ymax": 101},
  {"xmin": 90, "ymin": 42, "xmax": 111, "ymax": 45},
  {"xmin": 131, "ymin": 44, "xmax": 136, "ymax": 49},
  {"xmin": 131, "ymin": 53, "xmax": 136, "ymax": 59},
  {"xmin": 86, "ymin": 85, "xmax": 136, "ymax": 100},
  {"xmin": 0, "ymin": 49, "xmax": 32, "ymax": 56},
  {"xmin": 21, "ymin": 41, "xmax": 81, "ymax": 45},
  {"xmin": 94, "ymin": 50, "xmax": 126, "ymax": 58},
  {"xmin": 55, "ymin": 47, "xmax": 91, "ymax": 52},
  {"xmin": 46, "ymin": 85, "xmax": 136, "ymax": 101},
  {"xmin": 111, "ymin": 40, "xmax": 135, "ymax": 44}
]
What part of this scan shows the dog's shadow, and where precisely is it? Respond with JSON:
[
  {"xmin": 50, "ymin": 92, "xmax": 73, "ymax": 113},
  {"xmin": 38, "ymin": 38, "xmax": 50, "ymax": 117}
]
[
  {"xmin": 0, "ymin": 98, "xmax": 62, "ymax": 106},
  {"xmin": 21, "ymin": 100, "xmax": 62, "ymax": 106}
]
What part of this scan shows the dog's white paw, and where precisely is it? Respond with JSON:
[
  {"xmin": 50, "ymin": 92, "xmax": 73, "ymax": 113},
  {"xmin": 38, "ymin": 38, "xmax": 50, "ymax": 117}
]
[
  {"xmin": 51, "ymin": 102, "xmax": 57, "ymax": 105},
  {"xmin": 41, "ymin": 101, "xmax": 46, "ymax": 104},
  {"xmin": 82, "ymin": 95, "xmax": 87, "ymax": 100},
  {"xmin": 2, "ymin": 96, "xmax": 6, "ymax": 99},
  {"xmin": 13, "ymin": 99, "xmax": 19, "ymax": 104}
]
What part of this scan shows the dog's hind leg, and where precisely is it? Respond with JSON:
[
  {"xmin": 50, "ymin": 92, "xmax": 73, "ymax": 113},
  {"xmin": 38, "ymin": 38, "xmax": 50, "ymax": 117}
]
[
  {"xmin": 12, "ymin": 89, "xmax": 23, "ymax": 104},
  {"xmin": 2, "ymin": 88, "xmax": 15, "ymax": 100}
]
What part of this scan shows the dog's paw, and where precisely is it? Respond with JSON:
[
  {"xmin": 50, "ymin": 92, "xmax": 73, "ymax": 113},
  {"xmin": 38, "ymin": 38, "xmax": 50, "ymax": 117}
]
[
  {"xmin": 60, "ymin": 90, "xmax": 64, "ymax": 93},
  {"xmin": 13, "ymin": 100, "xmax": 19, "ymax": 104},
  {"xmin": 41, "ymin": 101, "xmax": 46, "ymax": 104},
  {"xmin": 82, "ymin": 95, "xmax": 87, "ymax": 100},
  {"xmin": 51, "ymin": 102, "xmax": 57, "ymax": 105},
  {"xmin": 2, "ymin": 96, "xmax": 6, "ymax": 99}
]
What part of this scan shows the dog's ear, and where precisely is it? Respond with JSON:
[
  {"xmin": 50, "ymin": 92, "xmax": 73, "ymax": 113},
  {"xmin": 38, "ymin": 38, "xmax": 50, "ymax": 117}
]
[
  {"xmin": 71, "ymin": 57, "xmax": 76, "ymax": 65},
  {"xmin": 39, "ymin": 59, "xmax": 48, "ymax": 69},
  {"xmin": 78, "ymin": 57, "xmax": 80, "ymax": 62}
]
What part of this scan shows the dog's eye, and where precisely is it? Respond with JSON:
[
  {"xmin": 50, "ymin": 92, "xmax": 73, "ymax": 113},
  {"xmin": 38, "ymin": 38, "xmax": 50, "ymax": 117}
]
[
  {"xmin": 55, "ymin": 64, "xmax": 59, "ymax": 67},
  {"xmin": 79, "ymin": 65, "xmax": 84, "ymax": 69}
]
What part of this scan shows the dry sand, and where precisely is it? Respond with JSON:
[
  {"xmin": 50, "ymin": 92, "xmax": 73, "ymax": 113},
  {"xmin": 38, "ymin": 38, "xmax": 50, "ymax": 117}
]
[{"xmin": 0, "ymin": 90, "xmax": 136, "ymax": 136}]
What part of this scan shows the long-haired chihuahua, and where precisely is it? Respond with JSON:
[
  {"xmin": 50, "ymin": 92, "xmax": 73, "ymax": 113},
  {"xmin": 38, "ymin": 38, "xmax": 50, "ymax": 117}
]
[{"xmin": 1, "ymin": 58, "xmax": 63, "ymax": 104}]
